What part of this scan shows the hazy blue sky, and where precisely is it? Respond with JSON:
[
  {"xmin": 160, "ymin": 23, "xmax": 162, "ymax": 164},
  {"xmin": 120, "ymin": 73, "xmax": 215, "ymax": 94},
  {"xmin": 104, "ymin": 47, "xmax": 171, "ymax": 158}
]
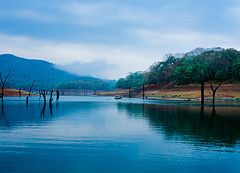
[{"xmin": 0, "ymin": 0, "xmax": 240, "ymax": 79}]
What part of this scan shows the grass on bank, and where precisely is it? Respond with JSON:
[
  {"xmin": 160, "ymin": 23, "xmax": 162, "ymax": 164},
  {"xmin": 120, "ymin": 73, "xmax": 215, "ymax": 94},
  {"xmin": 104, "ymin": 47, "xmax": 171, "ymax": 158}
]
[{"xmin": 97, "ymin": 83, "xmax": 240, "ymax": 102}]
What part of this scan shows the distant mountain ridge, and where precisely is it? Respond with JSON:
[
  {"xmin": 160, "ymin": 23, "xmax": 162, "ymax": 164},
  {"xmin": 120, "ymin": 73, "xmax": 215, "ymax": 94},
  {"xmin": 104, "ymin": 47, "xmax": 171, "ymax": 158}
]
[{"xmin": 0, "ymin": 54, "xmax": 115, "ymax": 90}]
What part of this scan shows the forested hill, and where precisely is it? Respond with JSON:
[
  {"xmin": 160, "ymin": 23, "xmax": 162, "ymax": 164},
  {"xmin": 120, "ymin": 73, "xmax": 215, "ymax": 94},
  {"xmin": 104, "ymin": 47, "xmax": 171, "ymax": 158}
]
[
  {"xmin": 0, "ymin": 54, "xmax": 115, "ymax": 90},
  {"xmin": 116, "ymin": 48, "xmax": 240, "ymax": 89}
]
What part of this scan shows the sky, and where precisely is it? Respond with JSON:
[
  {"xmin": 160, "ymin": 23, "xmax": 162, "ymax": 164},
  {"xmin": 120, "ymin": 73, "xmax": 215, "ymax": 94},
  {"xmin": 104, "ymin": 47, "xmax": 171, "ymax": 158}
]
[{"xmin": 0, "ymin": 0, "xmax": 240, "ymax": 79}]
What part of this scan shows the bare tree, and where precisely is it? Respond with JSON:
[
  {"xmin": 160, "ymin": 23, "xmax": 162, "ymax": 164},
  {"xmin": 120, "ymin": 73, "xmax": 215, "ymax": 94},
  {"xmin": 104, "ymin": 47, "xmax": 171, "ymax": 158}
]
[
  {"xmin": 38, "ymin": 90, "xmax": 42, "ymax": 99},
  {"xmin": 26, "ymin": 80, "xmax": 35, "ymax": 105},
  {"xmin": 0, "ymin": 71, "xmax": 11, "ymax": 102},
  {"xmin": 49, "ymin": 90, "xmax": 54, "ymax": 115},
  {"xmin": 49, "ymin": 90, "xmax": 53, "ymax": 105},
  {"xmin": 39, "ymin": 90, "xmax": 46, "ymax": 103},
  {"xmin": 208, "ymin": 80, "xmax": 223, "ymax": 105},
  {"xmin": 207, "ymin": 57, "xmax": 228, "ymax": 106},
  {"xmin": 28, "ymin": 80, "xmax": 35, "ymax": 96}
]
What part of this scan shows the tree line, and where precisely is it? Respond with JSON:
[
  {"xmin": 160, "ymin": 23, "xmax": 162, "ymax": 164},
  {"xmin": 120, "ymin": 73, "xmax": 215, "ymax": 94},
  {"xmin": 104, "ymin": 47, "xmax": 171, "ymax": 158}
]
[{"xmin": 116, "ymin": 48, "xmax": 240, "ymax": 105}]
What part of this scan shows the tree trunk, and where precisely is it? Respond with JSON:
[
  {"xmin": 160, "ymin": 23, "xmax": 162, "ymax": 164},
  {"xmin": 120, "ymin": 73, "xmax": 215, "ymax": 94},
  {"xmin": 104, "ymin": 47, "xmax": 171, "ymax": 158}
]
[
  {"xmin": 0, "ymin": 71, "xmax": 11, "ymax": 102},
  {"xmin": 212, "ymin": 90, "xmax": 216, "ymax": 105},
  {"xmin": 49, "ymin": 90, "xmax": 53, "ymax": 107},
  {"xmin": 142, "ymin": 84, "xmax": 145, "ymax": 99},
  {"xmin": 209, "ymin": 80, "xmax": 223, "ymax": 106},
  {"xmin": 201, "ymin": 81, "xmax": 204, "ymax": 106},
  {"xmin": 28, "ymin": 80, "xmax": 35, "ymax": 97},
  {"xmin": 56, "ymin": 90, "xmax": 60, "ymax": 101},
  {"xmin": 128, "ymin": 86, "xmax": 131, "ymax": 98},
  {"xmin": 1, "ymin": 85, "xmax": 4, "ymax": 102},
  {"xmin": 19, "ymin": 89, "xmax": 21, "ymax": 97},
  {"xmin": 43, "ymin": 95, "xmax": 46, "ymax": 103},
  {"xmin": 40, "ymin": 90, "xmax": 46, "ymax": 103}
]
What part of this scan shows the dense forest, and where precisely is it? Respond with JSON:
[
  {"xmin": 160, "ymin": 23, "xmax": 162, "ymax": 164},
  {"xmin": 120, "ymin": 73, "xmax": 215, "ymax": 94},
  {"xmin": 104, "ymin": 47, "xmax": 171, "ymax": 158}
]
[
  {"xmin": 57, "ymin": 79, "xmax": 115, "ymax": 90},
  {"xmin": 116, "ymin": 48, "xmax": 240, "ymax": 104}
]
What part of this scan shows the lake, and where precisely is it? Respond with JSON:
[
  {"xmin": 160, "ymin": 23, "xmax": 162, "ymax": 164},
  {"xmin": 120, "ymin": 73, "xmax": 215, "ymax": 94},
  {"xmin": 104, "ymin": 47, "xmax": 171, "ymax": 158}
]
[{"xmin": 0, "ymin": 96, "xmax": 240, "ymax": 173}]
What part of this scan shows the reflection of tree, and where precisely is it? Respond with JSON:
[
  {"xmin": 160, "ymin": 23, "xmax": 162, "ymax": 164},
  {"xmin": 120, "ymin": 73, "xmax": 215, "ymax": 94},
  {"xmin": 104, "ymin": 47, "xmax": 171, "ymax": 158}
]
[
  {"xmin": 0, "ymin": 102, "xmax": 102, "ymax": 129},
  {"xmin": 49, "ymin": 103, "xmax": 53, "ymax": 116},
  {"xmin": 56, "ymin": 101, "xmax": 59, "ymax": 110},
  {"xmin": 117, "ymin": 103, "xmax": 240, "ymax": 146},
  {"xmin": 207, "ymin": 106, "xmax": 216, "ymax": 139},
  {"xmin": 1, "ymin": 102, "xmax": 3, "ymax": 114},
  {"xmin": 0, "ymin": 103, "xmax": 9, "ymax": 127},
  {"xmin": 40, "ymin": 102, "xmax": 46, "ymax": 118}
]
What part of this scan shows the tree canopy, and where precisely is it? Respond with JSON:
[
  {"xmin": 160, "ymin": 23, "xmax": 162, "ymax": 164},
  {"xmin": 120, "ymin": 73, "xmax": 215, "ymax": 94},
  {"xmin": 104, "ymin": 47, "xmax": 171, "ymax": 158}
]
[
  {"xmin": 116, "ymin": 72, "xmax": 144, "ymax": 89},
  {"xmin": 116, "ymin": 48, "xmax": 240, "ymax": 89}
]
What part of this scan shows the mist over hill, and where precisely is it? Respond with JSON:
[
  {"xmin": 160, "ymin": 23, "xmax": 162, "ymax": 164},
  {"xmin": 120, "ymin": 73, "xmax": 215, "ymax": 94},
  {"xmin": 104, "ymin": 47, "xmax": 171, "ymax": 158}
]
[
  {"xmin": 0, "ymin": 54, "xmax": 115, "ymax": 90},
  {"xmin": 57, "ymin": 60, "xmax": 117, "ymax": 79}
]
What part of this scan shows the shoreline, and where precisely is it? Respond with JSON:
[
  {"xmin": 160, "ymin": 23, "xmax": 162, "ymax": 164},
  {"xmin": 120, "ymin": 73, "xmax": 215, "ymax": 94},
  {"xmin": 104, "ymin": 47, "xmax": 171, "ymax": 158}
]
[
  {"xmin": 3, "ymin": 95, "xmax": 240, "ymax": 107},
  {"xmin": 3, "ymin": 84, "xmax": 240, "ymax": 106},
  {"xmin": 97, "ymin": 83, "xmax": 240, "ymax": 106}
]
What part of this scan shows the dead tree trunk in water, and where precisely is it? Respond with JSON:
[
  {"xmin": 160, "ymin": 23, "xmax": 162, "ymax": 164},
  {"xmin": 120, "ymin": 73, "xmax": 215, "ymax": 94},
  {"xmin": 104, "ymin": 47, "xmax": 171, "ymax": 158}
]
[
  {"xmin": 26, "ymin": 96, "xmax": 29, "ymax": 105},
  {"xmin": 26, "ymin": 80, "xmax": 35, "ymax": 105},
  {"xmin": 49, "ymin": 90, "xmax": 53, "ymax": 106},
  {"xmin": 49, "ymin": 90, "xmax": 54, "ymax": 115},
  {"xmin": 209, "ymin": 80, "xmax": 223, "ymax": 105},
  {"xmin": 56, "ymin": 90, "xmax": 59, "ymax": 101},
  {"xmin": 39, "ymin": 90, "xmax": 47, "ymax": 116},
  {"xmin": 40, "ymin": 90, "xmax": 46, "ymax": 103},
  {"xmin": 28, "ymin": 80, "xmax": 35, "ymax": 97},
  {"xmin": 0, "ymin": 71, "xmax": 11, "ymax": 102},
  {"xmin": 19, "ymin": 89, "xmax": 21, "ymax": 97},
  {"xmin": 38, "ymin": 90, "xmax": 41, "ymax": 99}
]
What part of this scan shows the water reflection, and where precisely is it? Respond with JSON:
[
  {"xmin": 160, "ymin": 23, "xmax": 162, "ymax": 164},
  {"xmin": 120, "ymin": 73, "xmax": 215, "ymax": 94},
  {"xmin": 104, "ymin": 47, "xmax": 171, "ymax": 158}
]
[
  {"xmin": 40, "ymin": 102, "xmax": 46, "ymax": 118},
  {"xmin": 0, "ymin": 101, "xmax": 107, "ymax": 128},
  {"xmin": 0, "ymin": 103, "xmax": 9, "ymax": 127},
  {"xmin": 0, "ymin": 99, "xmax": 240, "ymax": 173},
  {"xmin": 2, "ymin": 100, "xmax": 240, "ymax": 146},
  {"xmin": 0, "ymin": 102, "xmax": 54, "ymax": 128},
  {"xmin": 117, "ymin": 103, "xmax": 240, "ymax": 146}
]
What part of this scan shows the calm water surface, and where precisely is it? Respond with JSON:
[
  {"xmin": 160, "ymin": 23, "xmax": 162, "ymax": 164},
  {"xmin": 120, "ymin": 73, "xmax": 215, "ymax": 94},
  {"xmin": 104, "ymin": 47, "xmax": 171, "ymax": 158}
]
[{"xmin": 0, "ymin": 96, "xmax": 240, "ymax": 173}]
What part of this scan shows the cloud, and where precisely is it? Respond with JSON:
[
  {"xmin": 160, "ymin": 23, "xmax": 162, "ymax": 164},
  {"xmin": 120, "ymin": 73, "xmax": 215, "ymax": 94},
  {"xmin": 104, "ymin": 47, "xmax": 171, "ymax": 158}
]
[
  {"xmin": 57, "ymin": 60, "xmax": 118, "ymax": 78},
  {"xmin": 0, "ymin": 33, "xmax": 155, "ymax": 79},
  {"xmin": 0, "ymin": 0, "xmax": 240, "ymax": 79},
  {"xmin": 129, "ymin": 28, "xmax": 240, "ymax": 52},
  {"xmin": 59, "ymin": 1, "xmax": 185, "ymax": 27},
  {"xmin": 0, "ymin": 9, "xmax": 55, "ymax": 23},
  {"xmin": 0, "ymin": 28, "xmax": 239, "ymax": 79},
  {"xmin": 228, "ymin": 6, "xmax": 240, "ymax": 22},
  {"xmin": 16, "ymin": 10, "xmax": 56, "ymax": 22}
]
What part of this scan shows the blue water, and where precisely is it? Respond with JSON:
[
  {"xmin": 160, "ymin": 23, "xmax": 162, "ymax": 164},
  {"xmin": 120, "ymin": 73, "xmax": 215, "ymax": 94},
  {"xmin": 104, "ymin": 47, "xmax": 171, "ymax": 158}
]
[{"xmin": 0, "ymin": 96, "xmax": 240, "ymax": 173}]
